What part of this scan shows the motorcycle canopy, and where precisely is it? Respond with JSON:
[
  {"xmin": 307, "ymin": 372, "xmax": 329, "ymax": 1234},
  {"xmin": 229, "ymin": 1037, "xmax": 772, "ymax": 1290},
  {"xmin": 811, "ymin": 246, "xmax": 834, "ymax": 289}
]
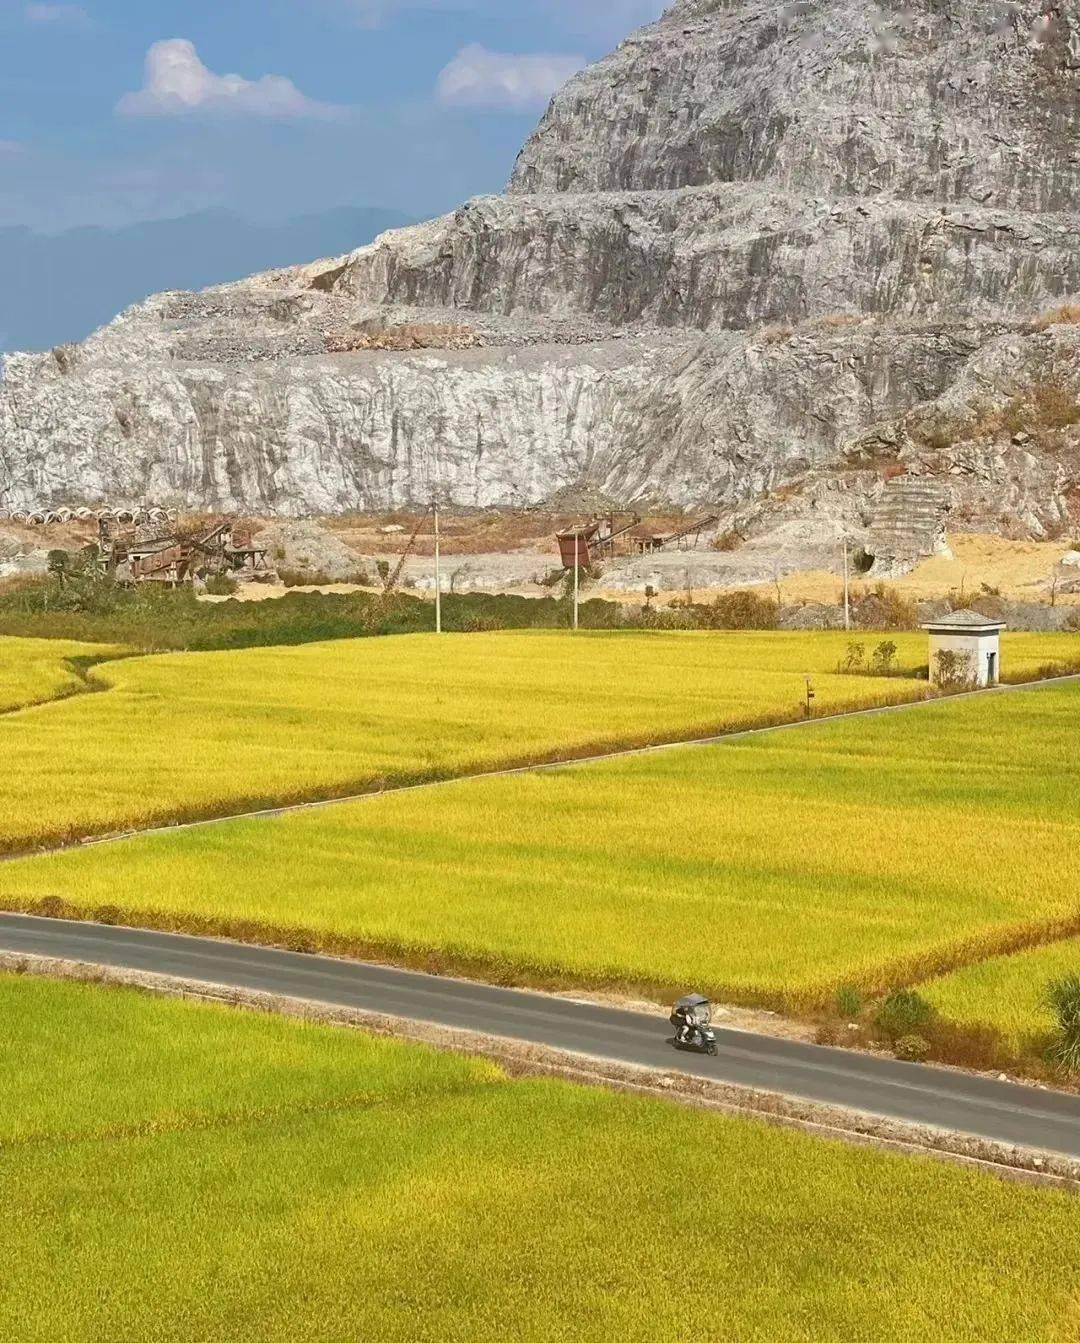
[{"xmin": 673, "ymin": 992, "xmax": 712, "ymax": 1026}]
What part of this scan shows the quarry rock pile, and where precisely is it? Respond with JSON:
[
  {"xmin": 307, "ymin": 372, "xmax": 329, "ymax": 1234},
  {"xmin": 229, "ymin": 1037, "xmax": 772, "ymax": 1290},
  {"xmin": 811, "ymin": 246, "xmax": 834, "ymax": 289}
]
[{"xmin": 1, "ymin": 0, "xmax": 1078, "ymax": 572}]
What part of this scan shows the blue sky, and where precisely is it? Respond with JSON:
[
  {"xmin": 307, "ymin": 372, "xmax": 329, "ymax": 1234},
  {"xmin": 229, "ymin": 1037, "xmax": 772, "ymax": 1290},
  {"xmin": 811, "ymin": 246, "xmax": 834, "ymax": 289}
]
[{"xmin": 0, "ymin": 0, "xmax": 666, "ymax": 232}]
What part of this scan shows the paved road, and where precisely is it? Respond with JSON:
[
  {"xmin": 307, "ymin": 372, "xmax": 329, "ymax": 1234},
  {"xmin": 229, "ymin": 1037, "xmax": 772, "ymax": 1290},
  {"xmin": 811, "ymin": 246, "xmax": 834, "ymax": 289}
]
[{"xmin": 3, "ymin": 913, "xmax": 1079, "ymax": 1159}]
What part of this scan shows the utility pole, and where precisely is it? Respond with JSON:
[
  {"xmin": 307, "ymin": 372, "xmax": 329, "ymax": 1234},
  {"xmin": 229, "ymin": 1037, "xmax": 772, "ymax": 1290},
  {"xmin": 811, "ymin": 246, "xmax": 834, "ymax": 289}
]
[
  {"xmin": 433, "ymin": 442, "xmax": 443, "ymax": 635},
  {"xmin": 433, "ymin": 496, "xmax": 442, "ymax": 635},
  {"xmin": 843, "ymin": 538, "xmax": 851, "ymax": 632}
]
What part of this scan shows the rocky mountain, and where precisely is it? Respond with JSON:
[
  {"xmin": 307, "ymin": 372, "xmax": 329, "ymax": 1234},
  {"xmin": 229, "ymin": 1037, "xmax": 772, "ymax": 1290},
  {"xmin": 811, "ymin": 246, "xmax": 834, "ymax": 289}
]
[{"xmin": 2, "ymin": 0, "xmax": 1078, "ymax": 569}]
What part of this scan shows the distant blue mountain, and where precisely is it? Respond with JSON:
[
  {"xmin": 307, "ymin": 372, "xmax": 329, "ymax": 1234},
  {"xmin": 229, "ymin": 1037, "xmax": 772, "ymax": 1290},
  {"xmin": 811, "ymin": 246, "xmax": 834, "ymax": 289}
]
[{"xmin": 0, "ymin": 206, "xmax": 413, "ymax": 354}]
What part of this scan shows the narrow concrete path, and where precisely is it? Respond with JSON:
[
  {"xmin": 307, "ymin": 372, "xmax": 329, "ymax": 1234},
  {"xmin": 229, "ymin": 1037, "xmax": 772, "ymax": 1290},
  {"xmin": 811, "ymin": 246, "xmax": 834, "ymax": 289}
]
[{"xmin": 3, "ymin": 914, "xmax": 1079, "ymax": 1159}]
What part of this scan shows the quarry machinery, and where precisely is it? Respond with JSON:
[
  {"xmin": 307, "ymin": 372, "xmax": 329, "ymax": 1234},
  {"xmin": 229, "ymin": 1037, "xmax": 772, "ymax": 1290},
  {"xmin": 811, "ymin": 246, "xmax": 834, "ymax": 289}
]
[
  {"xmin": 630, "ymin": 515, "xmax": 721, "ymax": 555},
  {"xmin": 555, "ymin": 513, "xmax": 641, "ymax": 569},
  {"xmin": 554, "ymin": 512, "xmax": 721, "ymax": 568},
  {"xmin": 100, "ymin": 517, "xmax": 270, "ymax": 586}
]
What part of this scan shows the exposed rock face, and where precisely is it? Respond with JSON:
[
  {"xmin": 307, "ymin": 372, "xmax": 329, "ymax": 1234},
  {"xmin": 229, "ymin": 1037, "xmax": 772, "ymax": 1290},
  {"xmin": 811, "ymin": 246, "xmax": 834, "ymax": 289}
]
[{"xmin": 1, "ymin": 0, "xmax": 1078, "ymax": 567}]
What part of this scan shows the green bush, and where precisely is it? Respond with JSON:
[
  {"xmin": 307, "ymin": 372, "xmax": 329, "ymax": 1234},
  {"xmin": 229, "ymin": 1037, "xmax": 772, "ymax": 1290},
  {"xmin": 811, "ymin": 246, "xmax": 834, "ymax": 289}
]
[
  {"xmin": 203, "ymin": 574, "xmax": 239, "ymax": 597},
  {"xmin": 835, "ymin": 985, "xmax": 862, "ymax": 1020},
  {"xmin": 673, "ymin": 590, "xmax": 779, "ymax": 630},
  {"xmin": 0, "ymin": 577, "xmax": 633, "ymax": 652},
  {"xmin": 893, "ymin": 1034, "xmax": 931, "ymax": 1063},
  {"xmin": 875, "ymin": 989, "xmax": 934, "ymax": 1040},
  {"xmin": 1044, "ymin": 974, "xmax": 1080, "ymax": 1074}
]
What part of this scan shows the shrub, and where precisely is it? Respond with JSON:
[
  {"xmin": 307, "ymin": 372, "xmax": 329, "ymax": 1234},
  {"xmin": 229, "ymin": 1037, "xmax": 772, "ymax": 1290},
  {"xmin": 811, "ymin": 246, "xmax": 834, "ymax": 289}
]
[
  {"xmin": 814, "ymin": 1021, "xmax": 844, "ymax": 1047},
  {"xmin": 922, "ymin": 1019, "xmax": 1011, "ymax": 1073},
  {"xmin": 870, "ymin": 640, "xmax": 898, "ymax": 675},
  {"xmin": 1031, "ymin": 302, "xmax": 1080, "ymax": 331},
  {"xmin": 840, "ymin": 641, "xmax": 865, "ymax": 673},
  {"xmin": 92, "ymin": 904, "xmax": 123, "ymax": 926},
  {"xmin": 278, "ymin": 569, "xmax": 338, "ymax": 589},
  {"xmin": 893, "ymin": 1034, "xmax": 930, "ymax": 1063},
  {"xmin": 854, "ymin": 584, "xmax": 919, "ymax": 631},
  {"xmin": 684, "ymin": 590, "xmax": 779, "ymax": 630},
  {"xmin": 203, "ymin": 574, "xmax": 238, "ymax": 597},
  {"xmin": 712, "ymin": 529, "xmax": 743, "ymax": 553},
  {"xmin": 1044, "ymin": 974, "xmax": 1080, "ymax": 1074},
  {"xmin": 934, "ymin": 649, "xmax": 975, "ymax": 690},
  {"xmin": 835, "ymin": 985, "xmax": 862, "ymax": 1020},
  {"xmin": 875, "ymin": 989, "xmax": 934, "ymax": 1040}
]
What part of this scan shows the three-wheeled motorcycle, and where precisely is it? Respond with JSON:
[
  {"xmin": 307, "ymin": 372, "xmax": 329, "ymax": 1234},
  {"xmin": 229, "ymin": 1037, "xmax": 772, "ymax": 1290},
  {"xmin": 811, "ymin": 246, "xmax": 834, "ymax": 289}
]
[{"xmin": 669, "ymin": 992, "xmax": 718, "ymax": 1056}]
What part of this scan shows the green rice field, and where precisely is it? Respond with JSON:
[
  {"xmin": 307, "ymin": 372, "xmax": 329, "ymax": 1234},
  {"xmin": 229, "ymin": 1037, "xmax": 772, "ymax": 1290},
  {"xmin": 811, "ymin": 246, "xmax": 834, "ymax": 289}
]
[
  {"xmin": 3, "ymin": 974, "xmax": 1077, "ymax": 1343},
  {"xmin": 5, "ymin": 676, "xmax": 1078, "ymax": 1011}
]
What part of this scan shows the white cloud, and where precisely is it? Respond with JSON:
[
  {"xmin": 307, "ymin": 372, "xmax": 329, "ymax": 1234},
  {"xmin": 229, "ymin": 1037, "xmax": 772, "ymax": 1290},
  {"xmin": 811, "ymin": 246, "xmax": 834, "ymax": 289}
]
[
  {"xmin": 24, "ymin": 3, "xmax": 89, "ymax": 24},
  {"xmin": 116, "ymin": 39, "xmax": 343, "ymax": 120},
  {"xmin": 436, "ymin": 44, "xmax": 584, "ymax": 111},
  {"xmin": 0, "ymin": 140, "xmax": 27, "ymax": 155}
]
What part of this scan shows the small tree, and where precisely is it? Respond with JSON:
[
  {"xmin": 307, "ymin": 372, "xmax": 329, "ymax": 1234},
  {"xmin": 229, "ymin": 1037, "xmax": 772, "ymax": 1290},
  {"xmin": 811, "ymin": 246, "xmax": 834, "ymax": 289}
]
[
  {"xmin": 841, "ymin": 640, "xmax": 866, "ymax": 674},
  {"xmin": 1045, "ymin": 974, "xmax": 1080, "ymax": 1074},
  {"xmin": 871, "ymin": 640, "xmax": 898, "ymax": 675},
  {"xmin": 47, "ymin": 549, "xmax": 73, "ymax": 587}
]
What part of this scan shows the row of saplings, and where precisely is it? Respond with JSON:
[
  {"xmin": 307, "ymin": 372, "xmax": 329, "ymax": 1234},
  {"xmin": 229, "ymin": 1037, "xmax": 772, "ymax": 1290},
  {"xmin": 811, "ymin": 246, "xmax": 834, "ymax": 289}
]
[{"xmin": 815, "ymin": 974, "xmax": 1080, "ymax": 1079}]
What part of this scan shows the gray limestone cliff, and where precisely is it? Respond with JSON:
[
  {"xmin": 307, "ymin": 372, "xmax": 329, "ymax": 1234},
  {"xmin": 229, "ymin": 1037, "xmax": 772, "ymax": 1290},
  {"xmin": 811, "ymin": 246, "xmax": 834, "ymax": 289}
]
[{"xmin": 2, "ymin": 0, "xmax": 1078, "ymax": 566}]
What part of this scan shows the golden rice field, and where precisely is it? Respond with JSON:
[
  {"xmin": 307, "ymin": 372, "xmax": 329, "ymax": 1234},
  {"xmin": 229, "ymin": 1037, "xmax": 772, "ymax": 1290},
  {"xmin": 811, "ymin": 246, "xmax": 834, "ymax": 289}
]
[
  {"xmin": 925, "ymin": 937, "xmax": 1080, "ymax": 1045},
  {"xmin": 0, "ymin": 628, "xmax": 937, "ymax": 852},
  {"xmin": 0, "ymin": 636, "xmax": 125, "ymax": 713},
  {"xmin": 1, "ymin": 626, "xmax": 1077, "ymax": 855},
  {"xmin": 6, "ymin": 677, "xmax": 1078, "ymax": 1011},
  {"xmin": 4, "ymin": 974, "xmax": 1078, "ymax": 1343}
]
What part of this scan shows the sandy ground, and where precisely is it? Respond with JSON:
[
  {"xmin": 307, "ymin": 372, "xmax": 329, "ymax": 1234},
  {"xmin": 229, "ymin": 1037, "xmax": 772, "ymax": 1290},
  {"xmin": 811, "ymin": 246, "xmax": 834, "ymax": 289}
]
[{"xmin": 726, "ymin": 534, "xmax": 1080, "ymax": 608}]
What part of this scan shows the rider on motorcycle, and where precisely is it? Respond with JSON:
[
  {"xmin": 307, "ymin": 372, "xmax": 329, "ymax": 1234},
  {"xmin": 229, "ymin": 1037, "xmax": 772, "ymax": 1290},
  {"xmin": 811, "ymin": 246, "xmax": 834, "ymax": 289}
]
[{"xmin": 672, "ymin": 1002, "xmax": 696, "ymax": 1044}]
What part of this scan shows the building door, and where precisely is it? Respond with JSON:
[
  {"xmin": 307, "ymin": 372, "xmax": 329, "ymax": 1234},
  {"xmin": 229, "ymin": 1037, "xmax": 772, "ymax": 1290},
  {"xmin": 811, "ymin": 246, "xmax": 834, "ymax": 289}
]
[{"xmin": 987, "ymin": 651, "xmax": 998, "ymax": 684}]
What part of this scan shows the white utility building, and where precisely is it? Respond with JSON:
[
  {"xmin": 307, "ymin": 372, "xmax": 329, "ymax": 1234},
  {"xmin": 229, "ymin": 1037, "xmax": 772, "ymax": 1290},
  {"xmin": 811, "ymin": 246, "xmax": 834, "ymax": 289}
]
[{"xmin": 922, "ymin": 610, "xmax": 1005, "ymax": 687}]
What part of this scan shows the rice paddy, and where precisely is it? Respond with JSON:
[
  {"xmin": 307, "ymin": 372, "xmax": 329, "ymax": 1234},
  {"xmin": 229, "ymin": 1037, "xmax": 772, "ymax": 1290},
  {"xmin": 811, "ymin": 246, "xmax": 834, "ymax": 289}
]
[
  {"xmin": 3, "ymin": 973, "xmax": 1078, "ymax": 1343},
  {"xmin": 924, "ymin": 937, "xmax": 1080, "ymax": 1045},
  {"xmin": 0, "ymin": 628, "xmax": 935, "ymax": 853},
  {"xmin": 0, "ymin": 636, "xmax": 125, "ymax": 713},
  {"xmin": 5, "ymin": 675, "xmax": 1078, "ymax": 1011}
]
